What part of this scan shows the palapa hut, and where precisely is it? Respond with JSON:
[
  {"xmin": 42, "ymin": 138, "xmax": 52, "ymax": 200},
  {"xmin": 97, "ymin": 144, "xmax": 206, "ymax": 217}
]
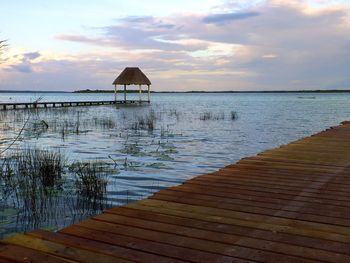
[{"xmin": 112, "ymin": 67, "xmax": 152, "ymax": 103}]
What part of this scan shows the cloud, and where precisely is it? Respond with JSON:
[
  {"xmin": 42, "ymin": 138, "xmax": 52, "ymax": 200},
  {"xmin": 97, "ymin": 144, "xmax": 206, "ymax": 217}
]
[
  {"xmin": 202, "ymin": 11, "xmax": 260, "ymax": 24},
  {"xmin": 23, "ymin": 52, "xmax": 40, "ymax": 60},
  {"xmin": 3, "ymin": 1, "xmax": 350, "ymax": 91},
  {"xmin": 4, "ymin": 51, "xmax": 41, "ymax": 74},
  {"xmin": 10, "ymin": 63, "xmax": 33, "ymax": 73},
  {"xmin": 122, "ymin": 16, "xmax": 176, "ymax": 29}
]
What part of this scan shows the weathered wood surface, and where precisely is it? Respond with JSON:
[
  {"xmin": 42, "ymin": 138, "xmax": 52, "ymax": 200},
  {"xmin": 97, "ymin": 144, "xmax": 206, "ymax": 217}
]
[
  {"xmin": 0, "ymin": 100, "xmax": 149, "ymax": 110},
  {"xmin": 2, "ymin": 122, "xmax": 350, "ymax": 262}
]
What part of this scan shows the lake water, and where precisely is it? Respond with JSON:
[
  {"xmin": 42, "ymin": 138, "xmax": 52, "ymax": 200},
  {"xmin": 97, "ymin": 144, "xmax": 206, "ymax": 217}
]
[{"xmin": 0, "ymin": 92, "xmax": 350, "ymax": 237}]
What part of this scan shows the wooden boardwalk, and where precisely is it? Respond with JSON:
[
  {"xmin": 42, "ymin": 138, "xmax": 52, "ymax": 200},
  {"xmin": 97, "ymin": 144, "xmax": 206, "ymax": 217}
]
[
  {"xmin": 2, "ymin": 122, "xmax": 350, "ymax": 262},
  {"xmin": 0, "ymin": 100, "xmax": 149, "ymax": 110}
]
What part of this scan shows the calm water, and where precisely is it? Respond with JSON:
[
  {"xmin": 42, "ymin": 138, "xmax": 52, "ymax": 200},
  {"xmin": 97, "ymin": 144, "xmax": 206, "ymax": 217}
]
[{"xmin": 0, "ymin": 92, "xmax": 349, "ymax": 237}]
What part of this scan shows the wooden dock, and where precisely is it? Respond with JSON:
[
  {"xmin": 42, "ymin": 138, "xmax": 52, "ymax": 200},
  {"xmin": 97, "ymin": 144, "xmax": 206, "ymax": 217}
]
[
  {"xmin": 2, "ymin": 122, "xmax": 350, "ymax": 262},
  {"xmin": 0, "ymin": 100, "xmax": 149, "ymax": 110}
]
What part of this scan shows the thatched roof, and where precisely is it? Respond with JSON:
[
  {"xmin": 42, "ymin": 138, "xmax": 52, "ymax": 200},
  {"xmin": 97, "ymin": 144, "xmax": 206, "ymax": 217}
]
[{"xmin": 113, "ymin": 67, "xmax": 151, "ymax": 85}]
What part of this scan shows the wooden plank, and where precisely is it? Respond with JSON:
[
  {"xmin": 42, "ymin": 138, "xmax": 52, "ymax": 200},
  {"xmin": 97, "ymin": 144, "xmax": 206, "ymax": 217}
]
[
  {"xmin": 203, "ymin": 173, "xmax": 350, "ymax": 195},
  {"xmin": 75, "ymin": 218, "xmax": 320, "ymax": 263},
  {"xmin": 166, "ymin": 184, "xmax": 350, "ymax": 212},
  {"xmin": 192, "ymin": 174, "xmax": 350, "ymax": 198},
  {"xmin": 107, "ymin": 207, "xmax": 350, "ymax": 256},
  {"xmin": 94, "ymin": 212, "xmax": 350, "ymax": 263},
  {"xmin": 184, "ymin": 180, "xmax": 350, "ymax": 207},
  {"xmin": 0, "ymin": 257, "xmax": 17, "ymax": 263},
  {"xmin": 150, "ymin": 191, "xmax": 350, "ymax": 227},
  {"xmin": 29, "ymin": 229, "xmax": 185, "ymax": 263},
  {"xmin": 127, "ymin": 199, "xmax": 350, "ymax": 243},
  {"xmin": 152, "ymin": 187, "xmax": 350, "ymax": 221},
  {"xmin": 0, "ymin": 242, "xmax": 73, "ymax": 263},
  {"xmin": 60, "ymin": 225, "xmax": 252, "ymax": 263},
  {"xmin": 195, "ymin": 172, "xmax": 350, "ymax": 193},
  {"xmin": 0, "ymin": 100, "xmax": 149, "ymax": 111},
  {"xmin": 3, "ymin": 233, "xmax": 132, "ymax": 263},
  {"xmin": 214, "ymin": 169, "xmax": 350, "ymax": 187}
]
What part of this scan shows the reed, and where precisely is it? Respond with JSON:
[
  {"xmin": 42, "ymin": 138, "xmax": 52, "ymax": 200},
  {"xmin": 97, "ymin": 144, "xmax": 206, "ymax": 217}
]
[
  {"xmin": 200, "ymin": 111, "xmax": 212, "ymax": 120},
  {"xmin": 131, "ymin": 109, "xmax": 156, "ymax": 131},
  {"xmin": 230, "ymin": 111, "xmax": 238, "ymax": 120},
  {"xmin": 70, "ymin": 161, "xmax": 108, "ymax": 210}
]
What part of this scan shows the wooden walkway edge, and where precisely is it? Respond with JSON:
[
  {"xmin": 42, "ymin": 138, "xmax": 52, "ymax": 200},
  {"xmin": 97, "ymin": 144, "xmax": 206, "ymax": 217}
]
[
  {"xmin": 2, "ymin": 122, "xmax": 350, "ymax": 262},
  {"xmin": 0, "ymin": 100, "xmax": 149, "ymax": 110}
]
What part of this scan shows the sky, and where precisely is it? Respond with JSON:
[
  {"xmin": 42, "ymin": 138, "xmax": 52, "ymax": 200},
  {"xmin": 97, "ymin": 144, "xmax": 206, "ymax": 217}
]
[{"xmin": 1, "ymin": 0, "xmax": 350, "ymax": 91}]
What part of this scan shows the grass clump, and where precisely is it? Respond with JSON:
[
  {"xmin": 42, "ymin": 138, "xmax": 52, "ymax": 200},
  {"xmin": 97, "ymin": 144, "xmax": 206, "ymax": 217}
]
[
  {"xmin": 131, "ymin": 110, "xmax": 156, "ymax": 131},
  {"xmin": 200, "ymin": 111, "xmax": 224, "ymax": 120},
  {"xmin": 16, "ymin": 148, "xmax": 64, "ymax": 189},
  {"xmin": 199, "ymin": 111, "xmax": 212, "ymax": 121},
  {"xmin": 200, "ymin": 111, "xmax": 238, "ymax": 121},
  {"xmin": 70, "ymin": 161, "xmax": 108, "ymax": 209},
  {"xmin": 230, "ymin": 111, "xmax": 238, "ymax": 120},
  {"xmin": 213, "ymin": 112, "xmax": 225, "ymax": 120},
  {"xmin": 0, "ymin": 148, "xmax": 65, "ymax": 220}
]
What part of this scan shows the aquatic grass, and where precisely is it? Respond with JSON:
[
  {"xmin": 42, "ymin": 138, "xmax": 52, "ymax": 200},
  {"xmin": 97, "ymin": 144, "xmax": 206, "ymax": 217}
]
[
  {"xmin": 0, "ymin": 148, "xmax": 67, "ymax": 225},
  {"xmin": 16, "ymin": 148, "xmax": 64, "ymax": 189},
  {"xmin": 0, "ymin": 148, "xmax": 113, "ymax": 234},
  {"xmin": 230, "ymin": 111, "xmax": 238, "ymax": 120},
  {"xmin": 213, "ymin": 112, "xmax": 225, "ymax": 120},
  {"xmin": 199, "ymin": 111, "xmax": 212, "ymax": 121},
  {"xmin": 200, "ymin": 111, "xmax": 237, "ymax": 121},
  {"xmin": 131, "ymin": 109, "xmax": 156, "ymax": 131},
  {"xmin": 199, "ymin": 111, "xmax": 224, "ymax": 120},
  {"xmin": 0, "ymin": 159, "xmax": 16, "ymax": 202},
  {"xmin": 169, "ymin": 109, "xmax": 181, "ymax": 119},
  {"xmin": 92, "ymin": 117, "xmax": 116, "ymax": 129},
  {"xmin": 70, "ymin": 161, "xmax": 108, "ymax": 210}
]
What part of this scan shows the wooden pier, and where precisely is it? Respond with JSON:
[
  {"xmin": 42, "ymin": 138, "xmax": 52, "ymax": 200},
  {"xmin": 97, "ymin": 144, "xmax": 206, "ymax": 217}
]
[
  {"xmin": 0, "ymin": 100, "xmax": 150, "ymax": 110},
  {"xmin": 2, "ymin": 122, "xmax": 350, "ymax": 262}
]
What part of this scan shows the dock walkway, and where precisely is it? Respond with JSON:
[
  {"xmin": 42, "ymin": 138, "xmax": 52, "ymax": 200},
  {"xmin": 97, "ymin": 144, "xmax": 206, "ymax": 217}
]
[
  {"xmin": 0, "ymin": 100, "xmax": 149, "ymax": 110},
  {"xmin": 2, "ymin": 122, "xmax": 350, "ymax": 262}
]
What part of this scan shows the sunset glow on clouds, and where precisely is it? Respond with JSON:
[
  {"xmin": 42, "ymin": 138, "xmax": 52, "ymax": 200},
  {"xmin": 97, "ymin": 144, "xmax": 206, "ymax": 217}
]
[{"xmin": 1, "ymin": 0, "xmax": 350, "ymax": 91}]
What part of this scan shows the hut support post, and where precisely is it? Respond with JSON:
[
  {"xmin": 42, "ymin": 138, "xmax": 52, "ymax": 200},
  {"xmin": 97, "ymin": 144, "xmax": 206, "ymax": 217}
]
[
  {"xmin": 139, "ymin": 84, "xmax": 142, "ymax": 102},
  {"xmin": 114, "ymin": 84, "xmax": 117, "ymax": 102},
  {"xmin": 124, "ymin": 84, "xmax": 127, "ymax": 103},
  {"xmin": 147, "ymin": 85, "xmax": 150, "ymax": 103}
]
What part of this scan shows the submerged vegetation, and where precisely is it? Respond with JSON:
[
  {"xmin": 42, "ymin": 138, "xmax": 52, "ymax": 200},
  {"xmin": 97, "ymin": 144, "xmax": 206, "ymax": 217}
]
[
  {"xmin": 0, "ymin": 148, "xmax": 110, "ymax": 233},
  {"xmin": 131, "ymin": 109, "xmax": 156, "ymax": 131},
  {"xmin": 0, "ymin": 103, "xmax": 239, "ymax": 237},
  {"xmin": 16, "ymin": 148, "xmax": 63, "ymax": 189},
  {"xmin": 0, "ymin": 148, "xmax": 65, "ymax": 225},
  {"xmin": 200, "ymin": 110, "xmax": 238, "ymax": 121},
  {"xmin": 70, "ymin": 161, "xmax": 108, "ymax": 210}
]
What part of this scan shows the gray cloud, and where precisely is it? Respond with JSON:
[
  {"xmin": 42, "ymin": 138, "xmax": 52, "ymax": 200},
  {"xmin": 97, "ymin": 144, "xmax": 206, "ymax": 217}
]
[
  {"xmin": 202, "ymin": 11, "xmax": 260, "ymax": 24},
  {"xmin": 10, "ymin": 63, "xmax": 33, "ymax": 73},
  {"xmin": 119, "ymin": 16, "xmax": 176, "ymax": 29},
  {"xmin": 6, "ymin": 51, "xmax": 41, "ymax": 73},
  {"xmin": 23, "ymin": 52, "xmax": 40, "ymax": 60},
  {"xmin": 58, "ymin": 15, "xmax": 206, "ymax": 52}
]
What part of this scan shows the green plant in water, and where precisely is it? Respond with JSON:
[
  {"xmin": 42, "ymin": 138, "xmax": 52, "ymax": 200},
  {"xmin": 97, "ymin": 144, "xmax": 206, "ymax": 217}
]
[
  {"xmin": 0, "ymin": 148, "xmax": 66, "ymax": 225},
  {"xmin": 131, "ymin": 110, "xmax": 156, "ymax": 131},
  {"xmin": 70, "ymin": 161, "xmax": 108, "ymax": 210},
  {"xmin": 230, "ymin": 111, "xmax": 238, "ymax": 120},
  {"xmin": 200, "ymin": 111, "xmax": 212, "ymax": 121},
  {"xmin": 17, "ymin": 148, "xmax": 64, "ymax": 189}
]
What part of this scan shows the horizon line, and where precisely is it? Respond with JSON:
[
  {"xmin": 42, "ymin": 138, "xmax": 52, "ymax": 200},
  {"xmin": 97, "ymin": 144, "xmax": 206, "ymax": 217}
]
[{"xmin": 1, "ymin": 89, "xmax": 350, "ymax": 94}]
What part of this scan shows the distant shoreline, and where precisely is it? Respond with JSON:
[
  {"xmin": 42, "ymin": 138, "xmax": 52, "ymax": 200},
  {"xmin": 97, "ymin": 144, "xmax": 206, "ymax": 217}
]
[{"xmin": 1, "ymin": 89, "xmax": 350, "ymax": 94}]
